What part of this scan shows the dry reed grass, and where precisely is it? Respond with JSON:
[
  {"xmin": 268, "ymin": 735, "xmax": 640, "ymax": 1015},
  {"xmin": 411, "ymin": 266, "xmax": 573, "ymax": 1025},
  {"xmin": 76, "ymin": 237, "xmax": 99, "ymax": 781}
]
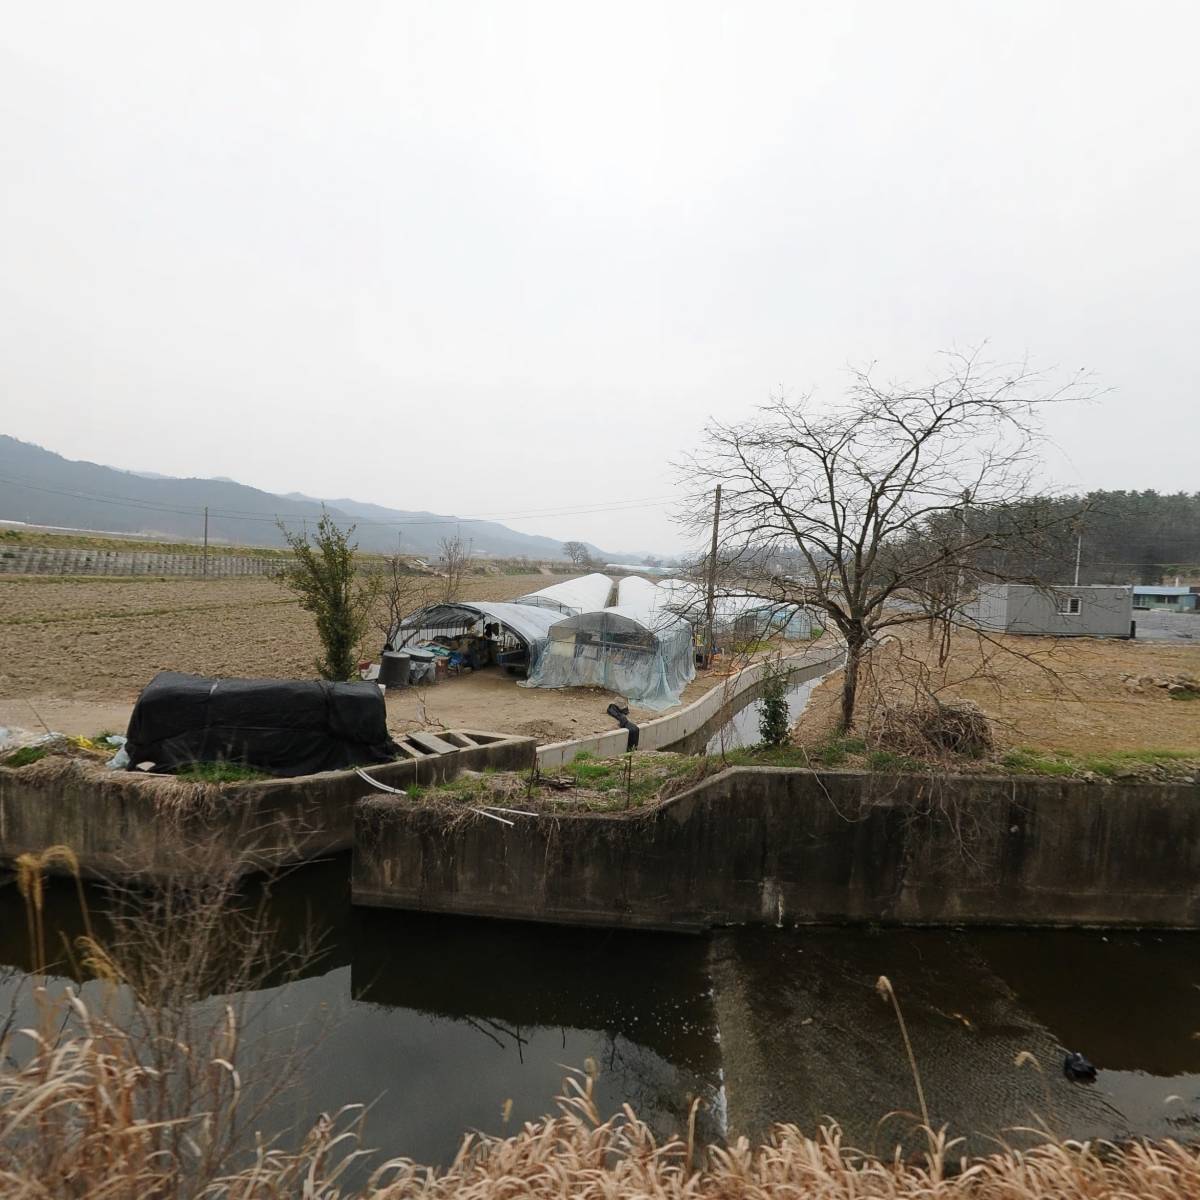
[
  {"xmin": 9, "ymin": 1032, "xmax": 1200, "ymax": 1200},
  {"xmin": 6, "ymin": 854, "xmax": 1200, "ymax": 1198}
]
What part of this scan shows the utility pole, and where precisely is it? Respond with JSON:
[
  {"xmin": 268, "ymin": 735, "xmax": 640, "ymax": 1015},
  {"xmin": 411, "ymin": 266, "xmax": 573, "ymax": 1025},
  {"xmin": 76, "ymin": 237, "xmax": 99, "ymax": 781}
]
[
  {"xmin": 703, "ymin": 484, "xmax": 722, "ymax": 666},
  {"xmin": 1073, "ymin": 522, "xmax": 1083, "ymax": 587},
  {"xmin": 951, "ymin": 488, "xmax": 973, "ymax": 609},
  {"xmin": 203, "ymin": 506, "xmax": 209, "ymax": 577}
]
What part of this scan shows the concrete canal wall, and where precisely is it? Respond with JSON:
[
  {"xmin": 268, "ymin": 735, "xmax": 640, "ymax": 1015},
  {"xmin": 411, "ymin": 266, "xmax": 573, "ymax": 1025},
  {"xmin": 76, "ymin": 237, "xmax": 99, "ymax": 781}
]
[
  {"xmin": 352, "ymin": 766, "xmax": 1200, "ymax": 931},
  {"xmin": 0, "ymin": 732, "xmax": 534, "ymax": 881},
  {"xmin": 535, "ymin": 646, "xmax": 844, "ymax": 768}
]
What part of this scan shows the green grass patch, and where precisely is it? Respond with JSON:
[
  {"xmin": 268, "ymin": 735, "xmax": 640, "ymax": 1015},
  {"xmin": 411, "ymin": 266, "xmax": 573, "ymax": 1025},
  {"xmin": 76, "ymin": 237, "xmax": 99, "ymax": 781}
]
[
  {"xmin": 1002, "ymin": 746, "xmax": 1199, "ymax": 779},
  {"xmin": 175, "ymin": 762, "xmax": 271, "ymax": 784},
  {"xmin": 411, "ymin": 753, "xmax": 702, "ymax": 814},
  {"xmin": 3, "ymin": 746, "xmax": 49, "ymax": 768},
  {"xmin": 404, "ymin": 737, "xmax": 1200, "ymax": 815},
  {"xmin": 1000, "ymin": 749, "xmax": 1077, "ymax": 777},
  {"xmin": 866, "ymin": 749, "xmax": 927, "ymax": 773}
]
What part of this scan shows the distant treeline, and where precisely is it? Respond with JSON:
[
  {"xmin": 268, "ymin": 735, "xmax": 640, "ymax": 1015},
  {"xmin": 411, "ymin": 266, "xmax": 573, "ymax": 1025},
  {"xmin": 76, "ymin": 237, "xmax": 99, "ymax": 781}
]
[
  {"xmin": 956, "ymin": 490, "xmax": 1200, "ymax": 585},
  {"xmin": 1049, "ymin": 490, "xmax": 1200, "ymax": 584}
]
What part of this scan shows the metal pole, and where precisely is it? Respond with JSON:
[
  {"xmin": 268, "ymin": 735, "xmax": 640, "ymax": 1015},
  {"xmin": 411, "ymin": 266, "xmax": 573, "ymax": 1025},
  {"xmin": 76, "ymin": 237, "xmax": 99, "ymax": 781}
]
[
  {"xmin": 703, "ymin": 485, "xmax": 722, "ymax": 664},
  {"xmin": 952, "ymin": 489, "xmax": 969, "ymax": 611},
  {"xmin": 203, "ymin": 506, "xmax": 209, "ymax": 577},
  {"xmin": 1074, "ymin": 531, "xmax": 1082, "ymax": 586}
]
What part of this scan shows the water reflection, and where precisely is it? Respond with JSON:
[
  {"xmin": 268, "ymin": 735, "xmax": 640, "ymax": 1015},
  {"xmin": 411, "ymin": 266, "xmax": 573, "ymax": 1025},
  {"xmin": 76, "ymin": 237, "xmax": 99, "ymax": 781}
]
[
  {"xmin": 3, "ymin": 860, "xmax": 1200, "ymax": 1168},
  {"xmin": 715, "ymin": 927, "xmax": 1200, "ymax": 1154},
  {"xmin": 0, "ymin": 856, "xmax": 720, "ymax": 1169}
]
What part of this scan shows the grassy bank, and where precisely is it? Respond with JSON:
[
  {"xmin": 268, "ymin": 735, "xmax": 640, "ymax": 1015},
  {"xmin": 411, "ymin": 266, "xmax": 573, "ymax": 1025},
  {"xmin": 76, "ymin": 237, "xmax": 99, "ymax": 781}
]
[{"xmin": 403, "ymin": 737, "xmax": 1200, "ymax": 816}]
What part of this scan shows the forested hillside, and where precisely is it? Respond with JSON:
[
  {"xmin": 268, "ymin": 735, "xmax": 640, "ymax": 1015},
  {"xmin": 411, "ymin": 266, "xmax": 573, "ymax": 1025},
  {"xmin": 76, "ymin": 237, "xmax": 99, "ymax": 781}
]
[{"xmin": 1063, "ymin": 490, "xmax": 1200, "ymax": 583}]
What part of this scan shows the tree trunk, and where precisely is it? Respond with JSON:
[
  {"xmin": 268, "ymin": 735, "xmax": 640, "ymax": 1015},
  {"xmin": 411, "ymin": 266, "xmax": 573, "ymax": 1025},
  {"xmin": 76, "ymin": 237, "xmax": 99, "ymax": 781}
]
[{"xmin": 839, "ymin": 640, "xmax": 863, "ymax": 733}]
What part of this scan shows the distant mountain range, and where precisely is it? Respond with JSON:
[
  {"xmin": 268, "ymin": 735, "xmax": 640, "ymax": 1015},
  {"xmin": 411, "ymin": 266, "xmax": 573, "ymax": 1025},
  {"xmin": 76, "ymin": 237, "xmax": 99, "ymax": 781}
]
[{"xmin": 0, "ymin": 436, "xmax": 647, "ymax": 560}]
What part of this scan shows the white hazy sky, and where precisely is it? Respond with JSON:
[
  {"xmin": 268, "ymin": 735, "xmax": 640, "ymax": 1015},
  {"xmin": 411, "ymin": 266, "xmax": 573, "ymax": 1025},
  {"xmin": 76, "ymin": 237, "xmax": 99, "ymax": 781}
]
[{"xmin": 2, "ymin": 1, "xmax": 1197, "ymax": 554}]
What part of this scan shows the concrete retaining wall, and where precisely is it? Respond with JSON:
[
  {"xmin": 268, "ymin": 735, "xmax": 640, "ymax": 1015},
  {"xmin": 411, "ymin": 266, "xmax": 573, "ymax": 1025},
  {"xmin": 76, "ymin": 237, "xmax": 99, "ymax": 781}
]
[
  {"xmin": 536, "ymin": 729, "xmax": 630, "ymax": 769},
  {"xmin": 638, "ymin": 648, "xmax": 843, "ymax": 752},
  {"xmin": 0, "ymin": 545, "xmax": 288, "ymax": 577},
  {"xmin": 0, "ymin": 733, "xmax": 534, "ymax": 881},
  {"xmin": 352, "ymin": 766, "xmax": 1200, "ymax": 931},
  {"xmin": 534, "ymin": 647, "xmax": 844, "ymax": 768}
]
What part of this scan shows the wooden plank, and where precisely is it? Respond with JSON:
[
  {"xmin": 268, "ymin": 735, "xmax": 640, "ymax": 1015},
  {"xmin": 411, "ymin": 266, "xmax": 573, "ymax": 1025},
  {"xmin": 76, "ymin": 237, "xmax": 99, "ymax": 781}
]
[{"xmin": 407, "ymin": 730, "xmax": 459, "ymax": 756}]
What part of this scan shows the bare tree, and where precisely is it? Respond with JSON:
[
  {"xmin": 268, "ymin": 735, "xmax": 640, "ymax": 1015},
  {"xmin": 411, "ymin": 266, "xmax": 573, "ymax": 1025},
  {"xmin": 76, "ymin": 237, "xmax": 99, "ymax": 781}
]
[
  {"xmin": 437, "ymin": 533, "xmax": 472, "ymax": 603},
  {"xmin": 562, "ymin": 540, "xmax": 592, "ymax": 568},
  {"xmin": 683, "ymin": 351, "xmax": 1089, "ymax": 732},
  {"xmin": 375, "ymin": 553, "xmax": 430, "ymax": 653}
]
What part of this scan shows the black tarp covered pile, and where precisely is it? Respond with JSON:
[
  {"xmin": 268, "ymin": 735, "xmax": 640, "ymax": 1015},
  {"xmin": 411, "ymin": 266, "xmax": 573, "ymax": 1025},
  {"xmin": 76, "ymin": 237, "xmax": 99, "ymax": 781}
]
[{"xmin": 125, "ymin": 671, "xmax": 399, "ymax": 777}]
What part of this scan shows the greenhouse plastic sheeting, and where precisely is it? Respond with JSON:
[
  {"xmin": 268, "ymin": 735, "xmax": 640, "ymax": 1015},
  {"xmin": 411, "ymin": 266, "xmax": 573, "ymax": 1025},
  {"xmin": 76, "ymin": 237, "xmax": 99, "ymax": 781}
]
[
  {"xmin": 522, "ymin": 604, "xmax": 696, "ymax": 710},
  {"xmin": 614, "ymin": 575, "xmax": 666, "ymax": 624},
  {"xmin": 656, "ymin": 580, "xmax": 815, "ymax": 639},
  {"xmin": 513, "ymin": 572, "xmax": 613, "ymax": 616},
  {"xmin": 390, "ymin": 601, "xmax": 561, "ymax": 651}
]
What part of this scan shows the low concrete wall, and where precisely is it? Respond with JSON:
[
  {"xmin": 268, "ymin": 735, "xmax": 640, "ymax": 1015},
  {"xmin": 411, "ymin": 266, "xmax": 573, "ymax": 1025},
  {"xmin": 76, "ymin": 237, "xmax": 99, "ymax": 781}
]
[
  {"xmin": 0, "ymin": 733, "xmax": 534, "ymax": 881},
  {"xmin": 0, "ymin": 545, "xmax": 288, "ymax": 577},
  {"xmin": 352, "ymin": 766, "xmax": 1200, "ymax": 930},
  {"xmin": 536, "ymin": 728, "xmax": 630, "ymax": 769},
  {"xmin": 640, "ymin": 649, "xmax": 842, "ymax": 754},
  {"xmin": 534, "ymin": 646, "xmax": 843, "ymax": 768}
]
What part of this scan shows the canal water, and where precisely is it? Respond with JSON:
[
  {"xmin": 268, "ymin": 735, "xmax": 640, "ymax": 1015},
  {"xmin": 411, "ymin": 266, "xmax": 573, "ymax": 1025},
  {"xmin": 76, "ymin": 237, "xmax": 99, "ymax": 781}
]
[
  {"xmin": 703, "ymin": 673, "xmax": 823, "ymax": 754},
  {"xmin": 3, "ymin": 856, "xmax": 1200, "ymax": 1174}
]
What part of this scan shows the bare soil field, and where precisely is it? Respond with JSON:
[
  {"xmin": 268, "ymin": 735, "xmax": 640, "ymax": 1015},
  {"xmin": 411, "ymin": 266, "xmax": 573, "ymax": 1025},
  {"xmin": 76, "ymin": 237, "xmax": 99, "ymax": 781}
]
[
  {"xmin": 795, "ymin": 626, "xmax": 1200, "ymax": 755},
  {"xmin": 0, "ymin": 572, "xmax": 723, "ymax": 743}
]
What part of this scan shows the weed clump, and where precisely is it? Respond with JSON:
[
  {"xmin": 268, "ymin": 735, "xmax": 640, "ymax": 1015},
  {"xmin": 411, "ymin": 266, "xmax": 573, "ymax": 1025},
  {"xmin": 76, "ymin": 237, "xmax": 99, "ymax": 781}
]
[
  {"xmin": 174, "ymin": 761, "xmax": 271, "ymax": 784},
  {"xmin": 3, "ymin": 745, "xmax": 50, "ymax": 768}
]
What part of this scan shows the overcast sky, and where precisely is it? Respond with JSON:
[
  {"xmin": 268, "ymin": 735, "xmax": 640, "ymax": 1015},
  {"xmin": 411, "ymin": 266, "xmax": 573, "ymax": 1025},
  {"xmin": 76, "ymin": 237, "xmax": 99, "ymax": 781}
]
[{"xmin": 2, "ymin": 2, "xmax": 1197, "ymax": 553}]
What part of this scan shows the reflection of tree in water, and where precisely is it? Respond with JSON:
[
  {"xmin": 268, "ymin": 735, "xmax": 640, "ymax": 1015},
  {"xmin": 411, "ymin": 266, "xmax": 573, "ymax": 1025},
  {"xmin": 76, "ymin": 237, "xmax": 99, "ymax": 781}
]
[
  {"xmin": 449, "ymin": 1013, "xmax": 721, "ymax": 1145},
  {"xmin": 461, "ymin": 1015, "xmax": 529, "ymax": 1061},
  {"xmin": 595, "ymin": 1029, "xmax": 721, "ymax": 1146}
]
